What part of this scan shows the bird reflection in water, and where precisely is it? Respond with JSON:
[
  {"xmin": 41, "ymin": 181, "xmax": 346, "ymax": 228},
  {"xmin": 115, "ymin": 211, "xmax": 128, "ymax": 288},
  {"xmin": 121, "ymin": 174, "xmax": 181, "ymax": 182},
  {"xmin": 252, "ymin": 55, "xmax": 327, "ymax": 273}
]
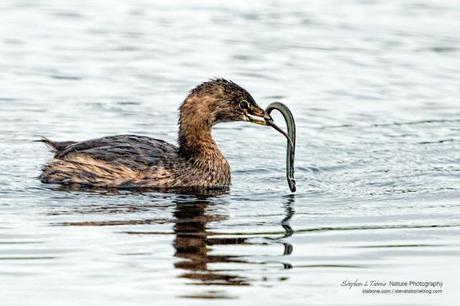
[
  {"xmin": 49, "ymin": 188, "xmax": 296, "ymax": 292},
  {"xmin": 173, "ymin": 193, "xmax": 295, "ymax": 287},
  {"xmin": 173, "ymin": 198, "xmax": 249, "ymax": 286}
]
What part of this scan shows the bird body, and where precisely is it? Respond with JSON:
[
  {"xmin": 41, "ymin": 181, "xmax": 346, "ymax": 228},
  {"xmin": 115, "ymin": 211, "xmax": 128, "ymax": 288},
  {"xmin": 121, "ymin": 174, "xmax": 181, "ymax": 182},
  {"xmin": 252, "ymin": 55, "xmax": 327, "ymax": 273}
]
[
  {"xmin": 39, "ymin": 79, "xmax": 270, "ymax": 190},
  {"xmin": 39, "ymin": 135, "xmax": 230, "ymax": 189}
]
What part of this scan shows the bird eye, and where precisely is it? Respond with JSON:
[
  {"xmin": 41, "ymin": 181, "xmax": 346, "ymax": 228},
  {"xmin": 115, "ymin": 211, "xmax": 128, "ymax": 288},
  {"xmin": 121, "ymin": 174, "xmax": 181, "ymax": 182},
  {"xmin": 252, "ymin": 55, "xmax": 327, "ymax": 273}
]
[{"xmin": 239, "ymin": 100, "xmax": 250, "ymax": 110}]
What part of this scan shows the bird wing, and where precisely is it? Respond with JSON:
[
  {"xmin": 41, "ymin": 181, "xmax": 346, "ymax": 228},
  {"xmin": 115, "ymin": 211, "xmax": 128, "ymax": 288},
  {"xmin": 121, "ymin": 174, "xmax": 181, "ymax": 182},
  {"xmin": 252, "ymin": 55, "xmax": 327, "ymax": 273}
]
[{"xmin": 51, "ymin": 135, "xmax": 178, "ymax": 170}]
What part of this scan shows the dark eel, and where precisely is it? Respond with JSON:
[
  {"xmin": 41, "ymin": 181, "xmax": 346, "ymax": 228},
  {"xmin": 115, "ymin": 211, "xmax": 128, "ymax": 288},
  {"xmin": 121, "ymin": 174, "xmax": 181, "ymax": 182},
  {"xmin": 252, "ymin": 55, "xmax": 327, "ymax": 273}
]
[{"xmin": 265, "ymin": 102, "xmax": 296, "ymax": 192}]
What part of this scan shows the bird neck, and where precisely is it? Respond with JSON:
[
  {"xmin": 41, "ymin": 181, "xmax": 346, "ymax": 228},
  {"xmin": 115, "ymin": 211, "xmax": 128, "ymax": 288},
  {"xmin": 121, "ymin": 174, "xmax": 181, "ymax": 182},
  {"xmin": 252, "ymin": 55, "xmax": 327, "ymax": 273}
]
[
  {"xmin": 177, "ymin": 96, "xmax": 221, "ymax": 159},
  {"xmin": 176, "ymin": 94, "xmax": 231, "ymax": 187}
]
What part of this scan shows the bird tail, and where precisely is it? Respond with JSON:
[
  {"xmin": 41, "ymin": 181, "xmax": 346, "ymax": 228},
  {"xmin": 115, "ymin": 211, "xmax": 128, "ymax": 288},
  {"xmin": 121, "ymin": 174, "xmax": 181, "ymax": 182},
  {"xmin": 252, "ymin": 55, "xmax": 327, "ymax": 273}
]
[
  {"xmin": 34, "ymin": 136, "xmax": 58, "ymax": 151},
  {"xmin": 34, "ymin": 136, "xmax": 75, "ymax": 153}
]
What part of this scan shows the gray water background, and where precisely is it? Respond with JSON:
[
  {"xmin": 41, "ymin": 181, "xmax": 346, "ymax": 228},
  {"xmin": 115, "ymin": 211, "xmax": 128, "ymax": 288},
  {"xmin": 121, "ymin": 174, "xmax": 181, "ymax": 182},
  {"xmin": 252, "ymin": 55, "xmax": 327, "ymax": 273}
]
[{"xmin": 0, "ymin": 0, "xmax": 459, "ymax": 305}]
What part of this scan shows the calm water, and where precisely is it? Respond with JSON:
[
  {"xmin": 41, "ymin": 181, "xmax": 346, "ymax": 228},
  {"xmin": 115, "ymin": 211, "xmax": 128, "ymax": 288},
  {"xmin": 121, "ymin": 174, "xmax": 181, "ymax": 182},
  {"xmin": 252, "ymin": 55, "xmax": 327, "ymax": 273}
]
[{"xmin": 1, "ymin": 0, "xmax": 459, "ymax": 305}]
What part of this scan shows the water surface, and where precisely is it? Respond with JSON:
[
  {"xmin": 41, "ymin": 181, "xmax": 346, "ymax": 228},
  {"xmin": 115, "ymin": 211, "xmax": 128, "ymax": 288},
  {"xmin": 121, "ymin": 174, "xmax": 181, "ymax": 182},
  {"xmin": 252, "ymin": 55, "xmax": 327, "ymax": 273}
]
[{"xmin": 1, "ymin": 0, "xmax": 459, "ymax": 305}]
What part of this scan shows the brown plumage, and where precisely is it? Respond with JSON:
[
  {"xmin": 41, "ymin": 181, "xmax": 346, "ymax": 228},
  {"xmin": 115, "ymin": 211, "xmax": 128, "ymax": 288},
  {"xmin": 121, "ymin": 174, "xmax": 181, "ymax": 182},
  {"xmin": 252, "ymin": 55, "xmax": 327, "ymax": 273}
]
[{"xmin": 38, "ymin": 79, "xmax": 271, "ymax": 191}]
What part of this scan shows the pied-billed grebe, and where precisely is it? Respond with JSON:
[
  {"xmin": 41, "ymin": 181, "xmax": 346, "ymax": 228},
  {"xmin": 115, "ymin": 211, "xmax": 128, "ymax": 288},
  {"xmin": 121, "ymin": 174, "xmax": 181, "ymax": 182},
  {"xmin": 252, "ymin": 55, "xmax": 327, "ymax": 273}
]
[{"xmin": 39, "ymin": 79, "xmax": 273, "ymax": 190}]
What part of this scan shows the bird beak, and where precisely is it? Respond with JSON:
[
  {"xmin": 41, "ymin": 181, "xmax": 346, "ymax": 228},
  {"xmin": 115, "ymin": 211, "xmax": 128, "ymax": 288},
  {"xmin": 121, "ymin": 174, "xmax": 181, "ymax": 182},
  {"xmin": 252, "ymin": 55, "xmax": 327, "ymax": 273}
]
[{"xmin": 245, "ymin": 105, "xmax": 273, "ymax": 126}]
